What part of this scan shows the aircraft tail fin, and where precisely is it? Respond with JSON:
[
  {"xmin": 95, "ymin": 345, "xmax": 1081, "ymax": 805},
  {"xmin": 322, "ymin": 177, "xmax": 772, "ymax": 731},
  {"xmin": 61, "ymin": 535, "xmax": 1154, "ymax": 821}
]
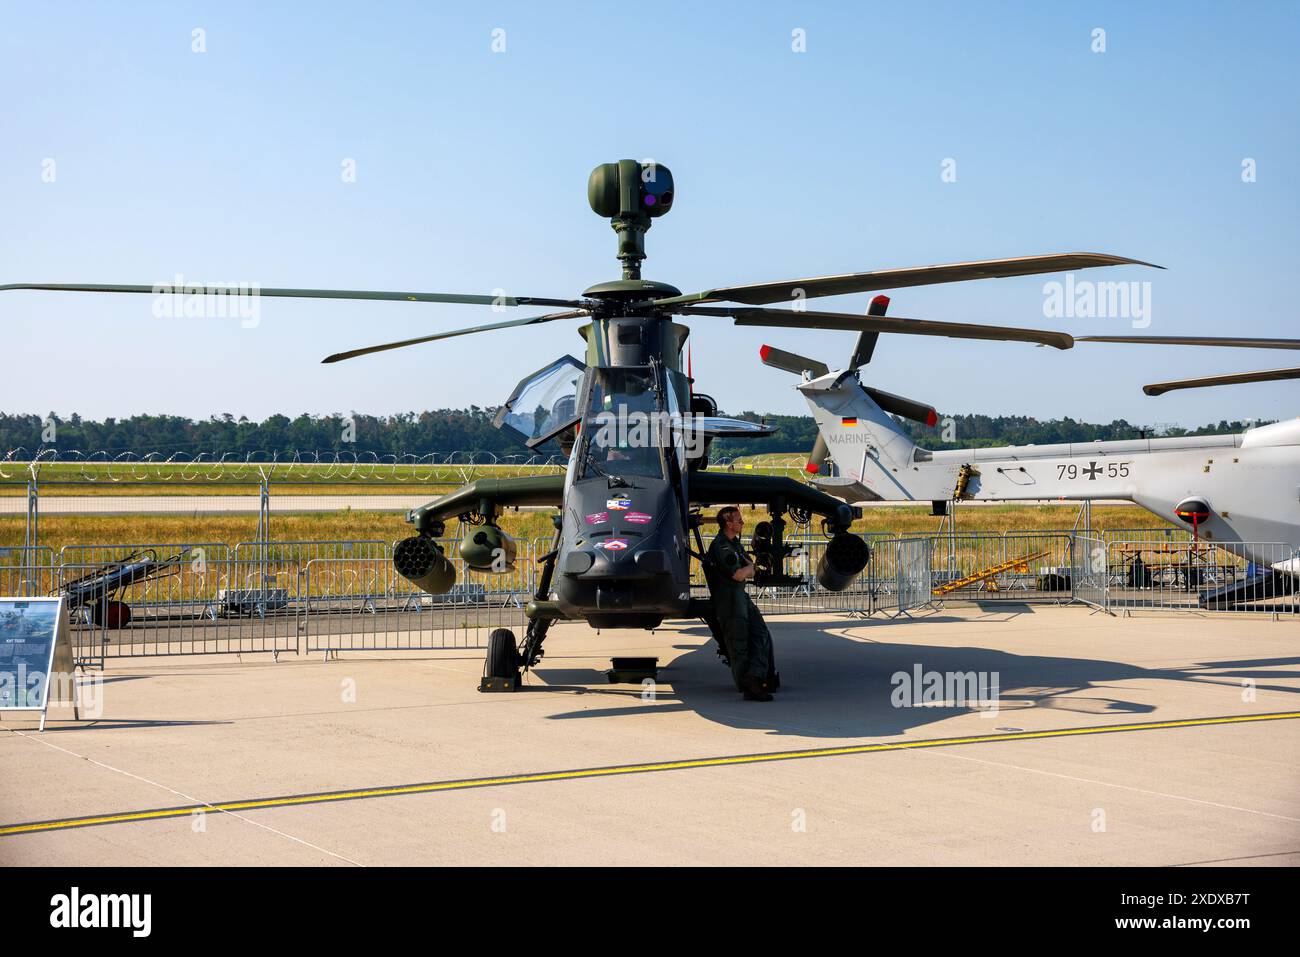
[{"xmin": 761, "ymin": 293, "xmax": 938, "ymax": 482}]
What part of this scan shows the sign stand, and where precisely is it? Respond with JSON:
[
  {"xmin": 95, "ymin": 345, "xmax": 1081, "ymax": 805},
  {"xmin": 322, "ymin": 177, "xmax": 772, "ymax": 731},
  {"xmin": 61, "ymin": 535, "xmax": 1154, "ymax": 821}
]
[{"xmin": 0, "ymin": 597, "xmax": 80, "ymax": 731}]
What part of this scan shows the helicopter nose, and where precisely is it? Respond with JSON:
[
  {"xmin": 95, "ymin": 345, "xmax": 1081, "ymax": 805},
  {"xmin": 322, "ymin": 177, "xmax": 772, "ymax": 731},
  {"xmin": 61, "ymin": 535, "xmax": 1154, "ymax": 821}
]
[{"xmin": 561, "ymin": 546, "xmax": 668, "ymax": 578}]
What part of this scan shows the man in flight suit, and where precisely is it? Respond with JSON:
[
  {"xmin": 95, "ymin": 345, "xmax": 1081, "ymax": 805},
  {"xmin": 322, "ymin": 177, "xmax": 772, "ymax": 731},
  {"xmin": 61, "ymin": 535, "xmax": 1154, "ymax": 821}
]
[{"xmin": 706, "ymin": 506, "xmax": 776, "ymax": 702}]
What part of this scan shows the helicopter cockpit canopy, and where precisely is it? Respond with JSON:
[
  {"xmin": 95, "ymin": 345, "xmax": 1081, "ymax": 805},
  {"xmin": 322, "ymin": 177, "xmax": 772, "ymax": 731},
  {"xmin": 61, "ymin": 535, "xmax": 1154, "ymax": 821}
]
[
  {"xmin": 493, "ymin": 355, "xmax": 586, "ymax": 450},
  {"xmin": 578, "ymin": 366, "xmax": 671, "ymax": 480}
]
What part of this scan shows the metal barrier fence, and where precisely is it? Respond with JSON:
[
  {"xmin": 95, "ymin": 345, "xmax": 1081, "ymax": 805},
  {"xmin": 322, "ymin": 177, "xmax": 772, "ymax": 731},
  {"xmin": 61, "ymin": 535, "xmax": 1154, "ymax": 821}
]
[
  {"xmin": 59, "ymin": 557, "xmax": 301, "ymax": 664},
  {"xmin": 41, "ymin": 538, "xmax": 533, "ymax": 661},
  {"xmin": 689, "ymin": 532, "xmax": 909, "ymax": 618},
  {"xmin": 1100, "ymin": 526, "xmax": 1195, "ymax": 548},
  {"xmin": 301, "ymin": 548, "xmax": 531, "ymax": 654},
  {"xmin": 0, "ymin": 545, "xmax": 56, "ymax": 597},
  {"xmin": 1072, "ymin": 535, "xmax": 1109, "ymax": 610},
  {"xmin": 4, "ymin": 531, "xmax": 1296, "ymax": 666},
  {"xmin": 738, "ymin": 532, "xmax": 940, "ymax": 618},
  {"xmin": 881, "ymin": 537, "xmax": 934, "ymax": 616},
  {"xmin": 750, "ymin": 536, "xmax": 865, "ymax": 616},
  {"xmin": 1104, "ymin": 539, "xmax": 1299, "ymax": 615},
  {"xmin": 926, "ymin": 532, "xmax": 1075, "ymax": 603}
]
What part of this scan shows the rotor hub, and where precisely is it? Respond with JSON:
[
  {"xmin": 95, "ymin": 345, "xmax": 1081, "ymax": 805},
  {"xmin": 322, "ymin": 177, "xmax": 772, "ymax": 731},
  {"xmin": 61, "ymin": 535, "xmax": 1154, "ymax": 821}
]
[{"xmin": 581, "ymin": 280, "xmax": 681, "ymax": 316}]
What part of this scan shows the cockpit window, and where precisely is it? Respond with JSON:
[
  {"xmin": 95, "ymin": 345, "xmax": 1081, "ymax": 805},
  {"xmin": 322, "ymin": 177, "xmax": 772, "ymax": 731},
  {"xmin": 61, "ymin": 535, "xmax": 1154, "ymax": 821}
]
[{"xmin": 578, "ymin": 367, "xmax": 667, "ymax": 479}]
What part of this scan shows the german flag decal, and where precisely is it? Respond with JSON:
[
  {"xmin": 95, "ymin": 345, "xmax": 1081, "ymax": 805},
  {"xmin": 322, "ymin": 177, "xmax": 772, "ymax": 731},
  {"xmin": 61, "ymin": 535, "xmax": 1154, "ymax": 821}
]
[{"xmin": 841, "ymin": 417, "xmax": 858, "ymax": 427}]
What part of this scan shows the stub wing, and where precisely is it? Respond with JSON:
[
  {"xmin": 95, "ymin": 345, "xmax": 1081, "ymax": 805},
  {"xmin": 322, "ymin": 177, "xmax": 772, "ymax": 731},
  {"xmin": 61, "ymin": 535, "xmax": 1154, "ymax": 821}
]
[
  {"xmin": 689, "ymin": 471, "xmax": 855, "ymax": 528},
  {"xmin": 408, "ymin": 475, "xmax": 566, "ymax": 534}
]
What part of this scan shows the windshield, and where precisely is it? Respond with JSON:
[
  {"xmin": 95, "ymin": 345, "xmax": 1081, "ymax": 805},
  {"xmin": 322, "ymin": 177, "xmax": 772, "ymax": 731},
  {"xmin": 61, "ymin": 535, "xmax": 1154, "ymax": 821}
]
[{"xmin": 578, "ymin": 367, "xmax": 667, "ymax": 480}]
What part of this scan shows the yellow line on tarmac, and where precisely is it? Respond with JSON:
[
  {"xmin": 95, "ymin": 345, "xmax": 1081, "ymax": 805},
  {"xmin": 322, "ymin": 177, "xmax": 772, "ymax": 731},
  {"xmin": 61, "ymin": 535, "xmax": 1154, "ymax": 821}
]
[{"xmin": 4, "ymin": 710, "xmax": 1297, "ymax": 837}]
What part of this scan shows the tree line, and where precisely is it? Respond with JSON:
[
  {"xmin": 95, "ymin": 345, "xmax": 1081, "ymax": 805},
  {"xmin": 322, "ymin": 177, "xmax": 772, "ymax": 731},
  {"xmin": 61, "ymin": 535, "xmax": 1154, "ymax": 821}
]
[{"xmin": 0, "ymin": 410, "xmax": 1272, "ymax": 458}]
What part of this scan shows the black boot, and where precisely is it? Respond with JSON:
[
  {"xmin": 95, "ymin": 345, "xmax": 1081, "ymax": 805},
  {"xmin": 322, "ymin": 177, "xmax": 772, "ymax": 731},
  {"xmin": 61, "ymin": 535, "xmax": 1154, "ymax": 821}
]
[{"xmin": 741, "ymin": 674, "xmax": 773, "ymax": 702}]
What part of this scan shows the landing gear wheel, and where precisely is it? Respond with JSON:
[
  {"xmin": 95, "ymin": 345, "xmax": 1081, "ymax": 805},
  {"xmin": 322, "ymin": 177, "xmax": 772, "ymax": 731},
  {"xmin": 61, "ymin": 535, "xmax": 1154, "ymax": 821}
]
[{"xmin": 483, "ymin": 628, "xmax": 521, "ymax": 690}]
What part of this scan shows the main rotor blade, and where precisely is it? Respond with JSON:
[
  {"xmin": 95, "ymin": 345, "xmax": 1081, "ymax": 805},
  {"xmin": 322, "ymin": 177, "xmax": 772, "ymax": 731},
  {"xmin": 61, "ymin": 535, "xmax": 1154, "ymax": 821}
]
[
  {"xmin": 1079, "ymin": 335, "xmax": 1300, "ymax": 350},
  {"xmin": 683, "ymin": 306, "xmax": 1074, "ymax": 350},
  {"xmin": 0, "ymin": 282, "xmax": 580, "ymax": 309},
  {"xmin": 650, "ymin": 253, "xmax": 1159, "ymax": 307},
  {"xmin": 1144, "ymin": 366, "xmax": 1300, "ymax": 396},
  {"xmin": 321, "ymin": 309, "xmax": 588, "ymax": 363}
]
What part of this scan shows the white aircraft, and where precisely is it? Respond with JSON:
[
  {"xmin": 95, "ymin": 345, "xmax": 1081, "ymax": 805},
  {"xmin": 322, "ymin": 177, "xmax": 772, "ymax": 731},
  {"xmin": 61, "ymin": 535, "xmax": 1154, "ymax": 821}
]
[{"xmin": 760, "ymin": 295, "xmax": 1300, "ymax": 597}]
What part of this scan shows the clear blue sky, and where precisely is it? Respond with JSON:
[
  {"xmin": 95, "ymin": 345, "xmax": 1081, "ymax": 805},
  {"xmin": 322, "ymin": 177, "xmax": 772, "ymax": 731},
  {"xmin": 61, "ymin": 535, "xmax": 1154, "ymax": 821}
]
[{"xmin": 2, "ymin": 1, "xmax": 1296, "ymax": 430}]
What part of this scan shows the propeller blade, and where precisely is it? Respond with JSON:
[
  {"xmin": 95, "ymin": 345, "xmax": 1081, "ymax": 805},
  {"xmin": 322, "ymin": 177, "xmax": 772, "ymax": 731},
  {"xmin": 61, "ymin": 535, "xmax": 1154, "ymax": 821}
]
[
  {"xmin": 1080, "ymin": 335, "xmax": 1300, "ymax": 350},
  {"xmin": 758, "ymin": 344, "xmax": 829, "ymax": 378},
  {"xmin": 0, "ymin": 282, "xmax": 580, "ymax": 309},
  {"xmin": 1144, "ymin": 366, "xmax": 1300, "ymax": 396},
  {"xmin": 849, "ymin": 295, "xmax": 889, "ymax": 369},
  {"xmin": 321, "ymin": 309, "xmax": 588, "ymax": 363},
  {"xmin": 684, "ymin": 306, "xmax": 1074, "ymax": 350},
  {"xmin": 806, "ymin": 434, "xmax": 829, "ymax": 475},
  {"xmin": 650, "ymin": 253, "xmax": 1159, "ymax": 307},
  {"xmin": 864, "ymin": 387, "xmax": 938, "ymax": 426}
]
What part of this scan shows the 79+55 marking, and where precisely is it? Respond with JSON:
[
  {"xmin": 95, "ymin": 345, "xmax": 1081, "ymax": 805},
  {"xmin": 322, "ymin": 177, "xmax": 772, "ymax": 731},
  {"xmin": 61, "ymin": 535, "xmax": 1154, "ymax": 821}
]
[{"xmin": 1058, "ymin": 460, "xmax": 1131, "ymax": 481}]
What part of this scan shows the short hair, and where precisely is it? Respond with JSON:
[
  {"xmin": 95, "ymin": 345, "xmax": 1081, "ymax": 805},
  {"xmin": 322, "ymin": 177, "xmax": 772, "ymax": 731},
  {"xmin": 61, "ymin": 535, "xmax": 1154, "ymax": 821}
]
[{"xmin": 716, "ymin": 506, "xmax": 740, "ymax": 529}]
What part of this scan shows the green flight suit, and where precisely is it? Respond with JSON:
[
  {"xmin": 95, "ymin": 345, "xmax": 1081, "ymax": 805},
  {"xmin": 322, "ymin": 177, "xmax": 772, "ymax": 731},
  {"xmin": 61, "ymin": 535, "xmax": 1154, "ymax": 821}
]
[{"xmin": 706, "ymin": 530, "xmax": 773, "ymax": 689}]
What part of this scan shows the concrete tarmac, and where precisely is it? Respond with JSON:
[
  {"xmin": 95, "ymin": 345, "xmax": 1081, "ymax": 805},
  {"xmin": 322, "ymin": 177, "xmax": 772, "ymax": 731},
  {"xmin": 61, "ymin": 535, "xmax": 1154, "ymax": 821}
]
[{"xmin": 1, "ymin": 605, "xmax": 1297, "ymax": 866}]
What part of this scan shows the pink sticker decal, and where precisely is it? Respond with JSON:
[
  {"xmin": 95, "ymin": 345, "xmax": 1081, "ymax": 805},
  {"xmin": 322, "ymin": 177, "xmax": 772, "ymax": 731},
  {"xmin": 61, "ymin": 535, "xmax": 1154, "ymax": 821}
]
[
  {"xmin": 599, "ymin": 539, "xmax": 629, "ymax": 551},
  {"xmin": 625, "ymin": 511, "xmax": 652, "ymax": 524},
  {"xmin": 585, "ymin": 511, "xmax": 609, "ymax": 524}
]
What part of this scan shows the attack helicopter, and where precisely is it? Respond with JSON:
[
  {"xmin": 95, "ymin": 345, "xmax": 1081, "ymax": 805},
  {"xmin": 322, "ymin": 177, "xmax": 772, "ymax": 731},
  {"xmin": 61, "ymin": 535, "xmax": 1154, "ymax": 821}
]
[{"xmin": 2, "ymin": 160, "xmax": 1165, "ymax": 686}]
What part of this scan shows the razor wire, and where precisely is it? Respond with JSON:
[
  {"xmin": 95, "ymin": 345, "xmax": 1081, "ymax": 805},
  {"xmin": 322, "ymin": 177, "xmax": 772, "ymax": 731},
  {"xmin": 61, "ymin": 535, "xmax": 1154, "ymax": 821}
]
[
  {"xmin": 4, "ymin": 447, "xmax": 822, "ymax": 487},
  {"xmin": 0, "ymin": 448, "xmax": 570, "ymax": 484}
]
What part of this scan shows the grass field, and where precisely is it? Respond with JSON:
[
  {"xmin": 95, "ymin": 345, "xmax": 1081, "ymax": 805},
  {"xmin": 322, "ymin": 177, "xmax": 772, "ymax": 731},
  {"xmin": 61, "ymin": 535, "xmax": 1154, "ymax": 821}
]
[{"xmin": 1, "ymin": 503, "xmax": 1175, "ymax": 556}]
